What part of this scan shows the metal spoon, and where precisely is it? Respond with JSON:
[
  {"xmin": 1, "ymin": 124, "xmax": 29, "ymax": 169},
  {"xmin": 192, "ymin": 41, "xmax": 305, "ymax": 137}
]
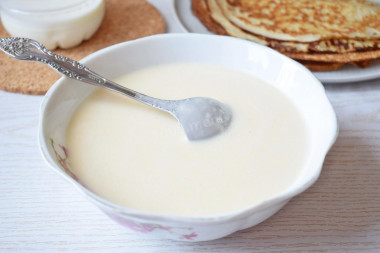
[{"xmin": 0, "ymin": 37, "xmax": 232, "ymax": 141}]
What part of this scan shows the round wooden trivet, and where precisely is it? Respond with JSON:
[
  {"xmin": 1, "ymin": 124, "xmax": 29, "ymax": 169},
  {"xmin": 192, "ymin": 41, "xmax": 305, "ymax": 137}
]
[{"xmin": 0, "ymin": 0, "xmax": 166, "ymax": 95}]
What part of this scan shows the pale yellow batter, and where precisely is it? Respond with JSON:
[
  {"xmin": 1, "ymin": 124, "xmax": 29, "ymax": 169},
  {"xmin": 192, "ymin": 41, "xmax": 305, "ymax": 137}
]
[{"xmin": 66, "ymin": 63, "xmax": 310, "ymax": 216}]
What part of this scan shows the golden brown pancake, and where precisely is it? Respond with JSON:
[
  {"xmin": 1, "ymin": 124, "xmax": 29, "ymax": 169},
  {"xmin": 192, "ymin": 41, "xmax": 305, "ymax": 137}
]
[
  {"xmin": 298, "ymin": 61, "xmax": 345, "ymax": 72},
  {"xmin": 192, "ymin": 0, "xmax": 380, "ymax": 71},
  {"xmin": 207, "ymin": 0, "xmax": 380, "ymax": 53},
  {"xmin": 221, "ymin": 0, "xmax": 380, "ymax": 42},
  {"xmin": 284, "ymin": 49, "xmax": 380, "ymax": 62}
]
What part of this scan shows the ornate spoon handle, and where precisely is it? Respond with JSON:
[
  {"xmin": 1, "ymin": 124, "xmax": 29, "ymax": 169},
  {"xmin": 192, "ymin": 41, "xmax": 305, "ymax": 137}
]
[
  {"xmin": 0, "ymin": 37, "xmax": 167, "ymax": 108},
  {"xmin": 0, "ymin": 38, "xmax": 108, "ymax": 85},
  {"xmin": 0, "ymin": 37, "xmax": 232, "ymax": 141}
]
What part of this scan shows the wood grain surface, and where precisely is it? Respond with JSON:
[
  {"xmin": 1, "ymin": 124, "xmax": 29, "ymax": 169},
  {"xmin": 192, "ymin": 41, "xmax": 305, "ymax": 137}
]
[
  {"xmin": 1, "ymin": 78, "xmax": 380, "ymax": 253},
  {"xmin": 1, "ymin": 0, "xmax": 380, "ymax": 252}
]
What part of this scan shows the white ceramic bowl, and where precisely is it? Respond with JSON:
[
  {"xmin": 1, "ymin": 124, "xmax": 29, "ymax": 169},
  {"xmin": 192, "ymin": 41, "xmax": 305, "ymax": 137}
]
[{"xmin": 39, "ymin": 34, "xmax": 338, "ymax": 241}]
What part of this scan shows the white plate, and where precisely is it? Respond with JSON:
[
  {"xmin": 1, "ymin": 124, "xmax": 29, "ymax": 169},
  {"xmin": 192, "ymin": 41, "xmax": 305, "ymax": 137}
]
[{"xmin": 174, "ymin": 0, "xmax": 380, "ymax": 83}]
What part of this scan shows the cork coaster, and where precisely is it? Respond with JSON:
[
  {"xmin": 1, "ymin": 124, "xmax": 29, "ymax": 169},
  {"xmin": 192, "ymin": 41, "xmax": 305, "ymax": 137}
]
[{"xmin": 0, "ymin": 0, "xmax": 166, "ymax": 95}]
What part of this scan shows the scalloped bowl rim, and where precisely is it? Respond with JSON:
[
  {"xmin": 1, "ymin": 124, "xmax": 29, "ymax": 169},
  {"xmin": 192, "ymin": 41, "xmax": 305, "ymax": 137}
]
[{"xmin": 38, "ymin": 33, "xmax": 338, "ymax": 224}]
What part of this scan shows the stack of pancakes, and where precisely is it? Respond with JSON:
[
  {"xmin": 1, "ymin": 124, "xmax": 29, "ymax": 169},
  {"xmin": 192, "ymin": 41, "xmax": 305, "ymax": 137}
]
[{"xmin": 192, "ymin": 0, "xmax": 380, "ymax": 71}]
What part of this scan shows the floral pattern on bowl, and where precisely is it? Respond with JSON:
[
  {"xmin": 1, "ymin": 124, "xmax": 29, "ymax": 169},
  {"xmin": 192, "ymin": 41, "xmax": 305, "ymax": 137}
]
[
  {"xmin": 50, "ymin": 138, "xmax": 84, "ymax": 185},
  {"xmin": 106, "ymin": 211, "xmax": 198, "ymax": 240}
]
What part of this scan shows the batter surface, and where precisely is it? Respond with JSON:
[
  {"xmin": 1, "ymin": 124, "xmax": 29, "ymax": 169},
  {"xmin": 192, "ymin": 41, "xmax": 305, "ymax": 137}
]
[{"xmin": 66, "ymin": 63, "xmax": 310, "ymax": 216}]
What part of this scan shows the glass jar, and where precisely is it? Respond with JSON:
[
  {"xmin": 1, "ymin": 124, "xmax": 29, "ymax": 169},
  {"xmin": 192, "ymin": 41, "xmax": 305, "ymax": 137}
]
[{"xmin": 0, "ymin": 0, "xmax": 105, "ymax": 49}]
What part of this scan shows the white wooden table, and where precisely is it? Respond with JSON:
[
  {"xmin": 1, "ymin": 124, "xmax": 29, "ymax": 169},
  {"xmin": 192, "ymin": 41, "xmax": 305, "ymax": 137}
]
[{"xmin": 1, "ymin": 1, "xmax": 380, "ymax": 252}]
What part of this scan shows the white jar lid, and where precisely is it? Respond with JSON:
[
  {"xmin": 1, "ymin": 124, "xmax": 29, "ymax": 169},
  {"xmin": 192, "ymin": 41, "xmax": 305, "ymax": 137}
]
[{"xmin": 2, "ymin": 0, "xmax": 88, "ymax": 13}]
